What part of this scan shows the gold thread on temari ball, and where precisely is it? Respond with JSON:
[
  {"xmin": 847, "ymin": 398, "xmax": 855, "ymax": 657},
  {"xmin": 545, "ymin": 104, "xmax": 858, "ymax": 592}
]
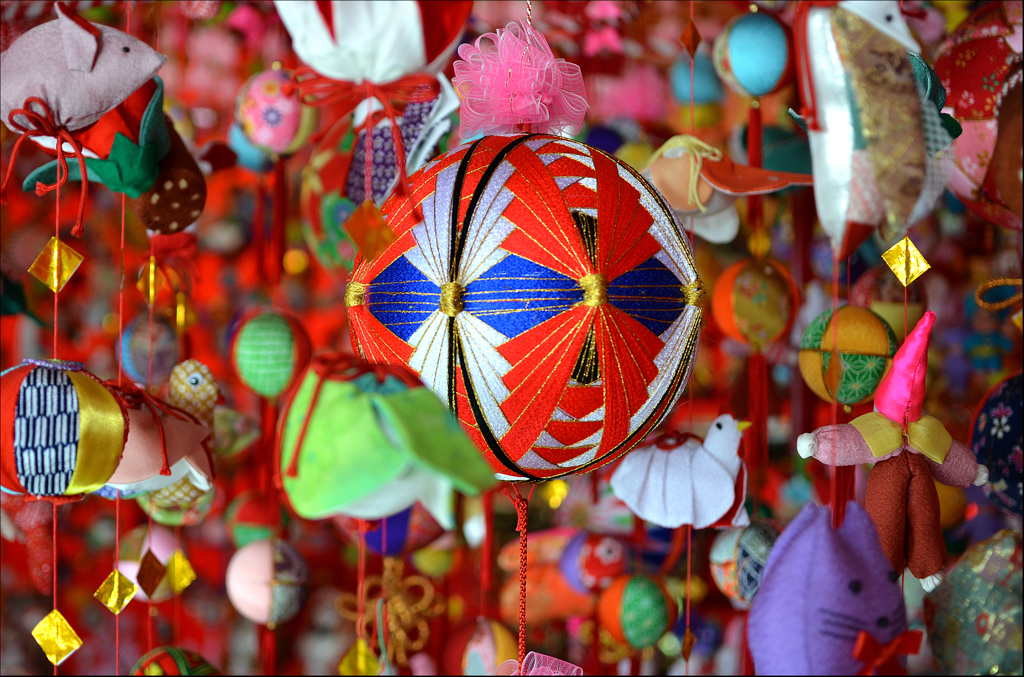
[
  {"xmin": 579, "ymin": 273, "xmax": 608, "ymax": 307},
  {"xmin": 440, "ymin": 282, "xmax": 465, "ymax": 316},
  {"xmin": 683, "ymin": 279, "xmax": 706, "ymax": 308},
  {"xmin": 345, "ymin": 281, "xmax": 366, "ymax": 307}
]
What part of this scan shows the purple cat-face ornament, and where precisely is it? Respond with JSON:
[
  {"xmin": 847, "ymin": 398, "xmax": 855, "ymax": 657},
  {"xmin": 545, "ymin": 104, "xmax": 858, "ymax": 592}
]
[{"xmin": 748, "ymin": 501, "xmax": 912, "ymax": 675}]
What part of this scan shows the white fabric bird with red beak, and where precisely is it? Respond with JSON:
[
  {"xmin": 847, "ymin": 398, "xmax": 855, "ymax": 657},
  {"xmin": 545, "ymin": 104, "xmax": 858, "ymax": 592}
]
[{"xmin": 611, "ymin": 414, "xmax": 751, "ymax": 529}]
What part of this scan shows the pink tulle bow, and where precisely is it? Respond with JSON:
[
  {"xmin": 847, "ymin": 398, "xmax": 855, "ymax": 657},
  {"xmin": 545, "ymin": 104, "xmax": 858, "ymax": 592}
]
[
  {"xmin": 453, "ymin": 21, "xmax": 588, "ymax": 139},
  {"xmin": 496, "ymin": 653, "xmax": 583, "ymax": 676}
]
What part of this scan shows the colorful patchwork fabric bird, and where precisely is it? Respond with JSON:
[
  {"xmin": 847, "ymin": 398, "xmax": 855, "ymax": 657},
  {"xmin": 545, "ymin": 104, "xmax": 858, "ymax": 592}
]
[{"xmin": 793, "ymin": 1, "xmax": 950, "ymax": 257}]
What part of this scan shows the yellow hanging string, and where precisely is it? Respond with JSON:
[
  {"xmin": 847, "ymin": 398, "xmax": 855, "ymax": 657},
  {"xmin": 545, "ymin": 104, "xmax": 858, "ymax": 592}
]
[{"xmin": 642, "ymin": 135, "xmax": 723, "ymax": 213}]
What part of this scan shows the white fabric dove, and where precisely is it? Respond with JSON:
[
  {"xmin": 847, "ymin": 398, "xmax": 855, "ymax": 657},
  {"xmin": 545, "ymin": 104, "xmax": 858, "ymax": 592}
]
[{"xmin": 611, "ymin": 415, "xmax": 751, "ymax": 529}]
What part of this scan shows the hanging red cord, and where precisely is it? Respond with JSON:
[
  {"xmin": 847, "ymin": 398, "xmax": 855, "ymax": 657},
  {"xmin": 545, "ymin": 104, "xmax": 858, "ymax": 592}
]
[
  {"xmin": 52, "ymin": 502, "xmax": 57, "ymax": 677},
  {"xmin": 502, "ymin": 483, "xmax": 534, "ymax": 676},
  {"xmin": 480, "ymin": 489, "xmax": 495, "ymax": 617}
]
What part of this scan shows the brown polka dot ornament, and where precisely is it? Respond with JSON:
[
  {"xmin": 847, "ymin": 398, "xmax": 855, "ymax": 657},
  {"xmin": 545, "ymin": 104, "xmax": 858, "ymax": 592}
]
[{"xmin": 130, "ymin": 117, "xmax": 207, "ymax": 234}]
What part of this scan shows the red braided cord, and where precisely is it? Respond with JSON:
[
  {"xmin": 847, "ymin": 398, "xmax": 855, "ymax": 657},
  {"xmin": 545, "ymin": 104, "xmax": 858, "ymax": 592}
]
[
  {"xmin": 2, "ymin": 98, "xmax": 90, "ymax": 236},
  {"xmin": 503, "ymin": 484, "xmax": 534, "ymax": 675}
]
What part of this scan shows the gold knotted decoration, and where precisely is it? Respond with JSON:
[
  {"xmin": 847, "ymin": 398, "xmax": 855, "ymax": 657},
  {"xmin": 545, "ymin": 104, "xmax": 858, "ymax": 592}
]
[
  {"xmin": 336, "ymin": 558, "xmax": 444, "ymax": 667},
  {"xmin": 345, "ymin": 281, "xmax": 367, "ymax": 307},
  {"xmin": 439, "ymin": 282, "xmax": 465, "ymax": 317},
  {"xmin": 682, "ymin": 278, "xmax": 706, "ymax": 308},
  {"xmin": 578, "ymin": 273, "xmax": 608, "ymax": 307}
]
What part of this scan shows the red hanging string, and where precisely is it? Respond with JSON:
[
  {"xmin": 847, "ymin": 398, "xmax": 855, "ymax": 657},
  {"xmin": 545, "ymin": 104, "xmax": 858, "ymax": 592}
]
[
  {"xmin": 502, "ymin": 484, "xmax": 534, "ymax": 675},
  {"xmin": 381, "ymin": 517, "xmax": 389, "ymax": 659},
  {"xmin": 688, "ymin": 0, "xmax": 696, "ymax": 136},
  {"xmin": 173, "ymin": 525, "xmax": 181, "ymax": 647},
  {"xmin": 147, "ymin": 495, "xmax": 154, "ymax": 652},
  {"xmin": 52, "ymin": 502, "xmax": 57, "ymax": 676},
  {"xmin": 270, "ymin": 158, "xmax": 287, "ymax": 288},
  {"xmin": 357, "ymin": 520, "xmax": 368, "ymax": 642},
  {"xmin": 261, "ymin": 625, "xmax": 277, "ymax": 675},
  {"xmin": 480, "ymin": 489, "xmax": 495, "ymax": 617},
  {"xmin": 253, "ymin": 178, "xmax": 266, "ymax": 282},
  {"xmin": 830, "ymin": 256, "xmax": 843, "ymax": 528},
  {"xmin": 115, "ymin": 489, "xmax": 120, "ymax": 674}
]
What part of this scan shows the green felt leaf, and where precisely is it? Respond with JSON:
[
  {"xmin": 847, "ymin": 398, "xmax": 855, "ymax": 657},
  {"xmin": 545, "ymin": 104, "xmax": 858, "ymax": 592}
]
[
  {"xmin": 371, "ymin": 388, "xmax": 498, "ymax": 496},
  {"xmin": 21, "ymin": 76, "xmax": 169, "ymax": 198}
]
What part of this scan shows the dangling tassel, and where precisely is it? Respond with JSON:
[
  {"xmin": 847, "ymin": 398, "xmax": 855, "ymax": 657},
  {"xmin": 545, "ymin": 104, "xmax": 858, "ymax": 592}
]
[
  {"xmin": 747, "ymin": 100, "xmax": 764, "ymax": 235},
  {"xmin": 747, "ymin": 351, "xmax": 769, "ymax": 513},
  {"xmin": 502, "ymin": 484, "xmax": 534, "ymax": 675}
]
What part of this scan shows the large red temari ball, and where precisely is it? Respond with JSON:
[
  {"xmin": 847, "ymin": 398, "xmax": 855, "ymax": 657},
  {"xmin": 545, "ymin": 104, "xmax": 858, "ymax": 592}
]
[{"xmin": 347, "ymin": 134, "xmax": 705, "ymax": 481}]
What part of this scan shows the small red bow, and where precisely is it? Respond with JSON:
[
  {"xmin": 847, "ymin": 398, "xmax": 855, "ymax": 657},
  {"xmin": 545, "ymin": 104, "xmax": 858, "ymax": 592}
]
[
  {"xmin": 853, "ymin": 629, "xmax": 923, "ymax": 676},
  {"xmin": 1, "ymin": 97, "xmax": 90, "ymax": 237},
  {"xmin": 285, "ymin": 68, "xmax": 439, "ymax": 204},
  {"xmin": 282, "ymin": 351, "xmax": 423, "ymax": 480},
  {"xmin": 150, "ymin": 231, "xmax": 200, "ymax": 290}
]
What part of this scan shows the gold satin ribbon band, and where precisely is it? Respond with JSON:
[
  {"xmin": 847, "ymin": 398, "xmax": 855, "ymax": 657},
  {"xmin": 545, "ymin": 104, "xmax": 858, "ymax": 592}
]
[
  {"xmin": 65, "ymin": 372, "xmax": 125, "ymax": 494},
  {"xmin": 850, "ymin": 412, "xmax": 952, "ymax": 464}
]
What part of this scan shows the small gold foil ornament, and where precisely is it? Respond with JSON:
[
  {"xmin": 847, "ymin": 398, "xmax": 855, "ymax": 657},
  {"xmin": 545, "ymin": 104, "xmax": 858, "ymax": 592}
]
[
  {"xmin": 136, "ymin": 550, "xmax": 167, "ymax": 598},
  {"xmin": 136, "ymin": 256, "xmax": 166, "ymax": 306},
  {"xmin": 32, "ymin": 610, "xmax": 83, "ymax": 666},
  {"xmin": 93, "ymin": 570, "xmax": 138, "ymax": 614},
  {"xmin": 28, "ymin": 237, "xmax": 84, "ymax": 293},
  {"xmin": 337, "ymin": 638, "xmax": 380, "ymax": 676},
  {"xmin": 747, "ymin": 228, "xmax": 771, "ymax": 259},
  {"xmin": 174, "ymin": 292, "xmax": 197, "ymax": 334},
  {"xmin": 882, "ymin": 236, "xmax": 930, "ymax": 287},
  {"xmin": 344, "ymin": 201, "xmax": 395, "ymax": 262},
  {"xmin": 167, "ymin": 549, "xmax": 197, "ymax": 594}
]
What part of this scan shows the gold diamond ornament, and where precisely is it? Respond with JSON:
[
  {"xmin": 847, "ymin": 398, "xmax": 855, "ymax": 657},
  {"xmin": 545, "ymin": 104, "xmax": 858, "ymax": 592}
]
[
  {"xmin": 28, "ymin": 237, "xmax": 84, "ymax": 293},
  {"xmin": 881, "ymin": 236, "xmax": 930, "ymax": 287},
  {"xmin": 93, "ymin": 570, "xmax": 138, "ymax": 615},
  {"xmin": 338, "ymin": 638, "xmax": 380, "ymax": 676},
  {"xmin": 32, "ymin": 610, "xmax": 83, "ymax": 666},
  {"xmin": 167, "ymin": 549, "xmax": 197, "ymax": 595}
]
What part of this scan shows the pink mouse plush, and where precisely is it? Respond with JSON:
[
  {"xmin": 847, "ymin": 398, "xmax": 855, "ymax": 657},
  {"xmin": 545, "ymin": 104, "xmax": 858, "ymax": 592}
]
[
  {"xmin": 797, "ymin": 312, "xmax": 988, "ymax": 591},
  {"xmin": 0, "ymin": 2, "xmax": 165, "ymax": 131},
  {"xmin": 0, "ymin": 2, "xmax": 166, "ymax": 234}
]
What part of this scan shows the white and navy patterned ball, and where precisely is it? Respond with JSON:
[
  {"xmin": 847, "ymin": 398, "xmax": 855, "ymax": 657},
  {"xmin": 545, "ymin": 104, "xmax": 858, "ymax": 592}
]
[{"xmin": 1, "ymin": 360, "xmax": 126, "ymax": 497}]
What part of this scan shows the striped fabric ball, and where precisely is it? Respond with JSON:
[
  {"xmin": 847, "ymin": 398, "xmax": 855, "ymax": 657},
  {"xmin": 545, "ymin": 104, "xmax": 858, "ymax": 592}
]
[
  {"xmin": 0, "ymin": 360, "xmax": 127, "ymax": 498},
  {"xmin": 347, "ymin": 134, "xmax": 705, "ymax": 481}
]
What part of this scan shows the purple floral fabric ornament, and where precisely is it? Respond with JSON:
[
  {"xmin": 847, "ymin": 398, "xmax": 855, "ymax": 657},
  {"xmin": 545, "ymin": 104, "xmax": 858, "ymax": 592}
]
[{"xmin": 971, "ymin": 372, "xmax": 1023, "ymax": 517}]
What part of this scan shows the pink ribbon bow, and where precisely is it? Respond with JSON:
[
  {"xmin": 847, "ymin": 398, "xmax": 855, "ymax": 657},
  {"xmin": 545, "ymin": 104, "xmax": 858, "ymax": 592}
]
[
  {"xmin": 583, "ymin": 25, "xmax": 623, "ymax": 57},
  {"xmin": 497, "ymin": 652, "xmax": 583, "ymax": 676},
  {"xmin": 453, "ymin": 21, "xmax": 588, "ymax": 138}
]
